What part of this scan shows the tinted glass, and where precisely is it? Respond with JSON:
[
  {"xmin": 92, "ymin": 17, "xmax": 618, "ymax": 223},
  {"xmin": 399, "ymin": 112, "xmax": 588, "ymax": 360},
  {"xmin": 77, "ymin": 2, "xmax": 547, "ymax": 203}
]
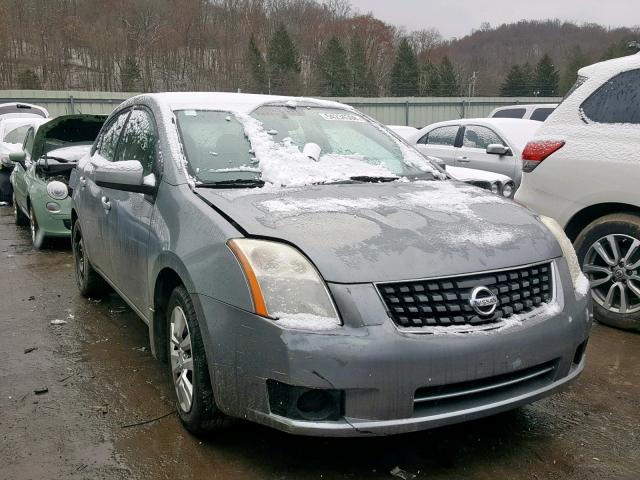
[
  {"xmin": 116, "ymin": 109, "xmax": 157, "ymax": 175},
  {"xmin": 580, "ymin": 69, "xmax": 640, "ymax": 124},
  {"xmin": 3, "ymin": 125, "xmax": 31, "ymax": 144},
  {"xmin": 462, "ymin": 126, "xmax": 503, "ymax": 149},
  {"xmin": 97, "ymin": 111, "xmax": 129, "ymax": 161},
  {"xmin": 23, "ymin": 129, "xmax": 35, "ymax": 156},
  {"xmin": 492, "ymin": 108, "xmax": 526, "ymax": 119},
  {"xmin": 423, "ymin": 126, "xmax": 459, "ymax": 146},
  {"xmin": 530, "ymin": 107, "xmax": 555, "ymax": 122}
]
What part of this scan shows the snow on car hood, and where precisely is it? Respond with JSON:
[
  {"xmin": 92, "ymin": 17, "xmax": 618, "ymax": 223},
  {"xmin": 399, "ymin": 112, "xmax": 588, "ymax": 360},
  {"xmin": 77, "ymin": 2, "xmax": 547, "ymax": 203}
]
[{"xmin": 197, "ymin": 181, "xmax": 561, "ymax": 283}]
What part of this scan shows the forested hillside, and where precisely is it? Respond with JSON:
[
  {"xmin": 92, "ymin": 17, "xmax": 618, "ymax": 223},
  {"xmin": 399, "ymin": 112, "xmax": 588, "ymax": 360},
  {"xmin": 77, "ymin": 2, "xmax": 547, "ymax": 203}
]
[{"xmin": 0, "ymin": 0, "xmax": 637, "ymax": 96}]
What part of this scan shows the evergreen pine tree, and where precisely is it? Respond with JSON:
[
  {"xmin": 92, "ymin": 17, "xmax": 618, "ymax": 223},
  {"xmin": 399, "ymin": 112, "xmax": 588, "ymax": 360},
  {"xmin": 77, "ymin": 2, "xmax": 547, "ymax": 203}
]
[
  {"xmin": 267, "ymin": 24, "xmax": 301, "ymax": 95},
  {"xmin": 390, "ymin": 38, "xmax": 419, "ymax": 96},
  {"xmin": 534, "ymin": 54, "xmax": 559, "ymax": 96},
  {"xmin": 438, "ymin": 56, "xmax": 460, "ymax": 96},
  {"xmin": 500, "ymin": 65, "xmax": 526, "ymax": 96},
  {"xmin": 319, "ymin": 36, "xmax": 351, "ymax": 96},
  {"xmin": 418, "ymin": 60, "xmax": 439, "ymax": 96},
  {"xmin": 120, "ymin": 56, "xmax": 141, "ymax": 92},
  {"xmin": 521, "ymin": 62, "xmax": 535, "ymax": 95},
  {"xmin": 350, "ymin": 37, "xmax": 376, "ymax": 97},
  {"xmin": 245, "ymin": 35, "xmax": 268, "ymax": 94},
  {"xmin": 560, "ymin": 46, "xmax": 590, "ymax": 94}
]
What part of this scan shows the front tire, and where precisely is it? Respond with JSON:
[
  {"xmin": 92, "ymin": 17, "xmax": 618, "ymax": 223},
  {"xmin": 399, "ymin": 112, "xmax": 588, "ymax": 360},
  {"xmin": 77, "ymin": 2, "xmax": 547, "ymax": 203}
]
[
  {"xmin": 575, "ymin": 213, "xmax": 640, "ymax": 331},
  {"xmin": 13, "ymin": 193, "xmax": 28, "ymax": 226},
  {"xmin": 72, "ymin": 221, "xmax": 110, "ymax": 297},
  {"xmin": 167, "ymin": 285, "xmax": 228, "ymax": 434},
  {"xmin": 29, "ymin": 203, "xmax": 44, "ymax": 250}
]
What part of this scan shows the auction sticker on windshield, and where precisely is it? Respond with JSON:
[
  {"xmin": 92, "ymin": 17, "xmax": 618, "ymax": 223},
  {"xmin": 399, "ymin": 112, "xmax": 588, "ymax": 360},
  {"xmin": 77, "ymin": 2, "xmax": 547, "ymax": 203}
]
[{"xmin": 319, "ymin": 112, "xmax": 366, "ymax": 122}]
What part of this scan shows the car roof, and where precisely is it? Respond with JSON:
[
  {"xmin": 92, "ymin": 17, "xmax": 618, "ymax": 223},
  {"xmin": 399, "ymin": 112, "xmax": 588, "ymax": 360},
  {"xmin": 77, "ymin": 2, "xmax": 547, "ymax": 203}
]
[
  {"xmin": 579, "ymin": 52, "xmax": 640, "ymax": 79},
  {"xmin": 123, "ymin": 92, "xmax": 352, "ymax": 114}
]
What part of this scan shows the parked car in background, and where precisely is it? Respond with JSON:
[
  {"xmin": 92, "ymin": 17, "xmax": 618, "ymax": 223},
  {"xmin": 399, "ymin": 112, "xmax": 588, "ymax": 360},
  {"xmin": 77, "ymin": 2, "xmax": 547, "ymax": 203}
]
[
  {"xmin": 71, "ymin": 92, "xmax": 590, "ymax": 437},
  {"xmin": 11, "ymin": 114, "xmax": 105, "ymax": 248},
  {"xmin": 388, "ymin": 125, "xmax": 515, "ymax": 197},
  {"xmin": 0, "ymin": 103, "xmax": 50, "ymax": 203},
  {"xmin": 408, "ymin": 118, "xmax": 540, "ymax": 187},
  {"xmin": 516, "ymin": 53, "xmax": 640, "ymax": 331},
  {"xmin": 489, "ymin": 104, "xmax": 558, "ymax": 122}
]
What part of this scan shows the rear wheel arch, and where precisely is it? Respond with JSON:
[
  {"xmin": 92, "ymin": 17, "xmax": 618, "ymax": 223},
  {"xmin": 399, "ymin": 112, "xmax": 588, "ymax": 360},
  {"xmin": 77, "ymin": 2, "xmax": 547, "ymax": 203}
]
[{"xmin": 565, "ymin": 203, "xmax": 640, "ymax": 242}]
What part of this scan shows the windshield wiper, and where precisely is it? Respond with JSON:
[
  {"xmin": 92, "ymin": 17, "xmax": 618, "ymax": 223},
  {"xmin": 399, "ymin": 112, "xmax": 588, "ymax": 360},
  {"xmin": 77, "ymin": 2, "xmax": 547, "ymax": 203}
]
[
  {"xmin": 196, "ymin": 179, "xmax": 265, "ymax": 189},
  {"xmin": 348, "ymin": 176, "xmax": 399, "ymax": 183}
]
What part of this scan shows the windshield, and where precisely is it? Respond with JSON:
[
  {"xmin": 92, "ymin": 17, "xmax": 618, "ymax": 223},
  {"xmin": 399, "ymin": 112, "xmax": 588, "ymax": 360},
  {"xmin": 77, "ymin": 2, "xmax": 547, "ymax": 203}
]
[
  {"xmin": 175, "ymin": 105, "xmax": 435, "ymax": 187},
  {"xmin": 2, "ymin": 120, "xmax": 41, "ymax": 144}
]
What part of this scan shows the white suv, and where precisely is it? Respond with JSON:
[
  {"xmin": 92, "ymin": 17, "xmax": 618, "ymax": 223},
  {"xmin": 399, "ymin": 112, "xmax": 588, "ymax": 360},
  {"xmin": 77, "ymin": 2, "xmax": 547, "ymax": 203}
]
[{"xmin": 516, "ymin": 53, "xmax": 640, "ymax": 331}]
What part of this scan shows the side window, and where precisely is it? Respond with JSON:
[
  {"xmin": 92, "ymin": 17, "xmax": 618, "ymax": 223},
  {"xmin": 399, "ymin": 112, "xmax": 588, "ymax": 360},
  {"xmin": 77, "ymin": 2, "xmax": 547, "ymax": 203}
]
[
  {"xmin": 580, "ymin": 69, "xmax": 640, "ymax": 124},
  {"xmin": 115, "ymin": 109, "xmax": 157, "ymax": 175},
  {"xmin": 420, "ymin": 126, "xmax": 459, "ymax": 146},
  {"xmin": 97, "ymin": 110, "xmax": 130, "ymax": 161},
  {"xmin": 492, "ymin": 108, "xmax": 525, "ymax": 119},
  {"xmin": 530, "ymin": 108, "xmax": 555, "ymax": 122},
  {"xmin": 462, "ymin": 126, "xmax": 503, "ymax": 149}
]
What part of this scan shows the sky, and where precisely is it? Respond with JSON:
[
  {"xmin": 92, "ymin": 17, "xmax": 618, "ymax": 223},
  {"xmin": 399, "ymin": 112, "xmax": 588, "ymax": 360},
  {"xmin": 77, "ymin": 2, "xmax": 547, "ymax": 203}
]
[{"xmin": 346, "ymin": 0, "xmax": 640, "ymax": 38}]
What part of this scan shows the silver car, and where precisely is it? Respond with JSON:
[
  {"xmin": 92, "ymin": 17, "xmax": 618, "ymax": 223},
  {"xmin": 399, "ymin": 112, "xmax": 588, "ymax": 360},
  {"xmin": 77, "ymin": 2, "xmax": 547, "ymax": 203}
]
[{"xmin": 71, "ymin": 93, "xmax": 591, "ymax": 437}]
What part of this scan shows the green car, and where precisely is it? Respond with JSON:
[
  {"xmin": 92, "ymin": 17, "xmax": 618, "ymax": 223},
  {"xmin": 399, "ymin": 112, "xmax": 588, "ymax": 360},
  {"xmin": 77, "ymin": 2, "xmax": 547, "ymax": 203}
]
[{"xmin": 11, "ymin": 115, "xmax": 105, "ymax": 248}]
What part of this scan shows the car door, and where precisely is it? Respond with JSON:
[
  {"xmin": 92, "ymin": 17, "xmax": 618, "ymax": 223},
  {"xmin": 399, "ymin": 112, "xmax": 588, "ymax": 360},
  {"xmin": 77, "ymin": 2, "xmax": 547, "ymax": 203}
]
[
  {"xmin": 457, "ymin": 124, "xmax": 516, "ymax": 180},
  {"xmin": 11, "ymin": 128, "xmax": 35, "ymax": 212},
  {"xmin": 77, "ymin": 109, "xmax": 130, "ymax": 279},
  {"xmin": 102, "ymin": 107, "xmax": 159, "ymax": 312},
  {"xmin": 414, "ymin": 125, "xmax": 461, "ymax": 166}
]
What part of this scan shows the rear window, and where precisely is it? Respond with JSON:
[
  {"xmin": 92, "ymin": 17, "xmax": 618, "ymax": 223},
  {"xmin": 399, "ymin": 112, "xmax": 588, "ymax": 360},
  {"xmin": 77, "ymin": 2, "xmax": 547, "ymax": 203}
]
[
  {"xmin": 580, "ymin": 69, "xmax": 640, "ymax": 124},
  {"xmin": 492, "ymin": 108, "xmax": 526, "ymax": 119},
  {"xmin": 530, "ymin": 108, "xmax": 555, "ymax": 122}
]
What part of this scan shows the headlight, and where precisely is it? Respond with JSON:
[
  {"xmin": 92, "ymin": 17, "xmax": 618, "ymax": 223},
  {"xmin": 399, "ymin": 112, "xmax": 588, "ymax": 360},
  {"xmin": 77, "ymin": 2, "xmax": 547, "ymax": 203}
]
[
  {"xmin": 502, "ymin": 181, "xmax": 515, "ymax": 198},
  {"xmin": 46, "ymin": 181, "xmax": 68, "ymax": 200},
  {"xmin": 539, "ymin": 216, "xmax": 589, "ymax": 295},
  {"xmin": 228, "ymin": 239, "xmax": 340, "ymax": 330},
  {"xmin": 490, "ymin": 182, "xmax": 500, "ymax": 195}
]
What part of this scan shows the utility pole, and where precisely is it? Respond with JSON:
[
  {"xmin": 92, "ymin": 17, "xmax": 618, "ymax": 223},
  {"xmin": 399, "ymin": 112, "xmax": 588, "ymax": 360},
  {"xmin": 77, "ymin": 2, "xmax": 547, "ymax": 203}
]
[{"xmin": 468, "ymin": 71, "xmax": 478, "ymax": 98}]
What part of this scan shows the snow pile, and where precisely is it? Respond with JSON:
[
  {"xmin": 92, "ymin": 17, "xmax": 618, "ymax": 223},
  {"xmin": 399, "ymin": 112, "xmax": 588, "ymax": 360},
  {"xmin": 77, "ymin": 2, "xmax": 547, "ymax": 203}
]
[
  {"xmin": 236, "ymin": 113, "xmax": 399, "ymax": 187},
  {"xmin": 273, "ymin": 312, "xmax": 340, "ymax": 331},
  {"xmin": 575, "ymin": 273, "xmax": 591, "ymax": 297}
]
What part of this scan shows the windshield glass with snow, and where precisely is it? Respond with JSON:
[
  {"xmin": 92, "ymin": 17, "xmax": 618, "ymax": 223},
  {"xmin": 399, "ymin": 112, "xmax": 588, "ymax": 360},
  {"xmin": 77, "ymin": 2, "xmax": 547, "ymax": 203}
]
[{"xmin": 175, "ymin": 106, "xmax": 435, "ymax": 187}]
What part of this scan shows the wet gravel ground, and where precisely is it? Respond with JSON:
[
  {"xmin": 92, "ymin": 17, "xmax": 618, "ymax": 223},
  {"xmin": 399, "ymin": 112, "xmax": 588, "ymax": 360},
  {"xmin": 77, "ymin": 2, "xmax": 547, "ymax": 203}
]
[{"xmin": 1, "ymin": 206, "xmax": 639, "ymax": 480}]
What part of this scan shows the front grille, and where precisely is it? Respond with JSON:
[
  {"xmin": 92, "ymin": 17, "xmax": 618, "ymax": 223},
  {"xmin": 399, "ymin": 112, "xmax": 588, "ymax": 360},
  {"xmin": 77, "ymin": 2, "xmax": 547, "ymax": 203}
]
[{"xmin": 377, "ymin": 262, "xmax": 553, "ymax": 329}]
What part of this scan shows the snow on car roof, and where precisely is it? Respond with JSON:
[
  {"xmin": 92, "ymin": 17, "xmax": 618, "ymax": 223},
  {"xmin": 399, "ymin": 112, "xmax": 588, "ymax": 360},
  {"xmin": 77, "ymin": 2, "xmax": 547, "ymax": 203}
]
[
  {"xmin": 126, "ymin": 92, "xmax": 353, "ymax": 114},
  {"xmin": 579, "ymin": 51, "xmax": 640, "ymax": 79}
]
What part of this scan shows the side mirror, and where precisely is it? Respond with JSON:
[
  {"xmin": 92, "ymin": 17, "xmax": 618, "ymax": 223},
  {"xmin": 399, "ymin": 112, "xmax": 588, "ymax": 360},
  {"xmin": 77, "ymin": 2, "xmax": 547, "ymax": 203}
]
[
  {"xmin": 9, "ymin": 151, "xmax": 26, "ymax": 167},
  {"xmin": 486, "ymin": 144, "xmax": 511, "ymax": 156},
  {"xmin": 94, "ymin": 160, "xmax": 155, "ymax": 194}
]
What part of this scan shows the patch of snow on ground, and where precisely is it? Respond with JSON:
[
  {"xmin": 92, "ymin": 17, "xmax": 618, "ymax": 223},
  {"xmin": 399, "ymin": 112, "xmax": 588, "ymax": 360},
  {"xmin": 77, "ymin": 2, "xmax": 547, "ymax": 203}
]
[{"xmin": 273, "ymin": 312, "xmax": 340, "ymax": 331}]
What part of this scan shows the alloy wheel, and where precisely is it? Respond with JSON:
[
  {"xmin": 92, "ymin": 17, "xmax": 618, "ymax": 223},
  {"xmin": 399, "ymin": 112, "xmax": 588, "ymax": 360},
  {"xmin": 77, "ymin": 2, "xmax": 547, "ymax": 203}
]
[
  {"xmin": 74, "ymin": 233, "xmax": 86, "ymax": 285},
  {"xmin": 29, "ymin": 206, "xmax": 37, "ymax": 245},
  {"xmin": 583, "ymin": 234, "xmax": 640, "ymax": 314},
  {"xmin": 169, "ymin": 306, "xmax": 194, "ymax": 413}
]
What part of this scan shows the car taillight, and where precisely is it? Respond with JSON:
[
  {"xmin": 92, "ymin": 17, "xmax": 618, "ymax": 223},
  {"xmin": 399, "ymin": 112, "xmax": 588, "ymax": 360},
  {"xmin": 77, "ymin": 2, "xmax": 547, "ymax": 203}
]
[{"xmin": 521, "ymin": 140, "xmax": 565, "ymax": 172}]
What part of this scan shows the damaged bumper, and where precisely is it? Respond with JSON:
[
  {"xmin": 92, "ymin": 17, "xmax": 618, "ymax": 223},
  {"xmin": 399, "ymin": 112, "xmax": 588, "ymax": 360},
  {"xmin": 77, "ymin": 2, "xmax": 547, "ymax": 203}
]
[{"xmin": 195, "ymin": 259, "xmax": 592, "ymax": 437}]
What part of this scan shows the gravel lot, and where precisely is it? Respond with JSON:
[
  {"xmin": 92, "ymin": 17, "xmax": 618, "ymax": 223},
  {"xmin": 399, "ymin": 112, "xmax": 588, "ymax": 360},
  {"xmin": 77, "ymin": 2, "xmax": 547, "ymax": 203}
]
[{"xmin": 1, "ymin": 206, "xmax": 638, "ymax": 480}]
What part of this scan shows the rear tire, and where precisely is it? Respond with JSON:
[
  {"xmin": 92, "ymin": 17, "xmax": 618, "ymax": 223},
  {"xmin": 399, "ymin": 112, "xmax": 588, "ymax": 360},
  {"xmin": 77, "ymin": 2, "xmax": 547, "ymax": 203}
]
[
  {"xmin": 574, "ymin": 213, "xmax": 640, "ymax": 331},
  {"xmin": 166, "ymin": 285, "xmax": 229, "ymax": 435},
  {"xmin": 13, "ymin": 193, "xmax": 28, "ymax": 226},
  {"xmin": 72, "ymin": 221, "xmax": 110, "ymax": 297}
]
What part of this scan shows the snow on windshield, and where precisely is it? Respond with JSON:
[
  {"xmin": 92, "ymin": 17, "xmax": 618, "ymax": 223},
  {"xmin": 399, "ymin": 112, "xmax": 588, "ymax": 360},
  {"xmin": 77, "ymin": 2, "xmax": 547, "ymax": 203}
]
[{"xmin": 174, "ymin": 106, "xmax": 437, "ymax": 188}]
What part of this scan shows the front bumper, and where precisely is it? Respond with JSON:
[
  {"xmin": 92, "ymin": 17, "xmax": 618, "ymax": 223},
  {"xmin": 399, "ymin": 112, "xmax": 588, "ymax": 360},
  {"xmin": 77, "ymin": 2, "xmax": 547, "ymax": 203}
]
[
  {"xmin": 195, "ymin": 258, "xmax": 592, "ymax": 437},
  {"xmin": 32, "ymin": 197, "xmax": 72, "ymax": 237}
]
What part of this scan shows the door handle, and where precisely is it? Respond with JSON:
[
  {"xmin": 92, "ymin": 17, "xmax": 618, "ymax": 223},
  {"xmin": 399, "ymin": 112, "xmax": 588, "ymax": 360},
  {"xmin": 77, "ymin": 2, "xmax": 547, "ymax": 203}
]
[
  {"xmin": 101, "ymin": 196, "xmax": 111, "ymax": 211},
  {"xmin": 457, "ymin": 156, "xmax": 470, "ymax": 162}
]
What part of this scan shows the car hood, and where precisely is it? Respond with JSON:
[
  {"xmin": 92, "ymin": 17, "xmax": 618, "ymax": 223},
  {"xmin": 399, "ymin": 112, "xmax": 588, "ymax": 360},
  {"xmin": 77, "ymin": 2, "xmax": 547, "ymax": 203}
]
[{"xmin": 196, "ymin": 181, "xmax": 561, "ymax": 284}]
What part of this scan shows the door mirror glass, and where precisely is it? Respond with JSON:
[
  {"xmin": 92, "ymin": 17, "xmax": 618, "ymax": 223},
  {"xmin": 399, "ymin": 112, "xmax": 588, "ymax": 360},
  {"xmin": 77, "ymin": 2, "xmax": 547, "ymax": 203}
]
[{"xmin": 486, "ymin": 144, "xmax": 510, "ymax": 155}]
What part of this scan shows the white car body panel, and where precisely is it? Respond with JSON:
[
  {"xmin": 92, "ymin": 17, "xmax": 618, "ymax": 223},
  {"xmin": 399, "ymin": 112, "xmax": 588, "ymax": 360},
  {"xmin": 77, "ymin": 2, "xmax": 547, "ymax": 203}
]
[{"xmin": 515, "ymin": 53, "xmax": 640, "ymax": 229}]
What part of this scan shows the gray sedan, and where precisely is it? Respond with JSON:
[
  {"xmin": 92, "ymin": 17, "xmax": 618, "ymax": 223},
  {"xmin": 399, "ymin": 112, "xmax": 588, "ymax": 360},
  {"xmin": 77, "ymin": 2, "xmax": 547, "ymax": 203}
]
[{"xmin": 71, "ymin": 93, "xmax": 591, "ymax": 436}]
